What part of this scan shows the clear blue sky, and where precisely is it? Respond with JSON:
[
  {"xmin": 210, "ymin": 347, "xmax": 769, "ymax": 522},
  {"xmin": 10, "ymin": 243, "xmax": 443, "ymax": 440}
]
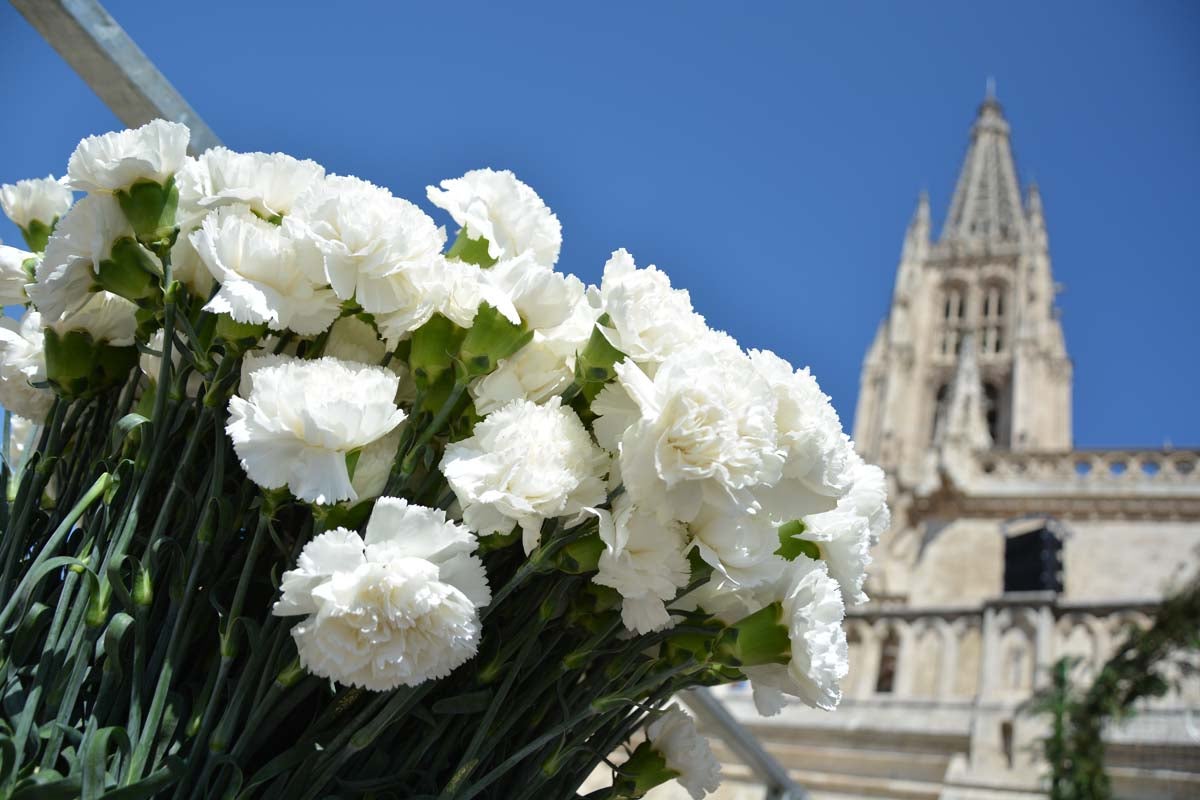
[{"xmin": 2, "ymin": 1, "xmax": 1197, "ymax": 447}]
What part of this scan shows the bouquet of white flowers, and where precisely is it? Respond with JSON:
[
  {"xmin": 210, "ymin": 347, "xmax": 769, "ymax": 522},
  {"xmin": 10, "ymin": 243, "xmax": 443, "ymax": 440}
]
[{"xmin": 0, "ymin": 120, "xmax": 887, "ymax": 799}]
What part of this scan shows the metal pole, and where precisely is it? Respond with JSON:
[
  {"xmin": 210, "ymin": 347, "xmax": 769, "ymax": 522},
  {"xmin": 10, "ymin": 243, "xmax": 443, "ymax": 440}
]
[
  {"xmin": 680, "ymin": 689, "xmax": 809, "ymax": 800},
  {"xmin": 9, "ymin": 0, "xmax": 222, "ymax": 154}
]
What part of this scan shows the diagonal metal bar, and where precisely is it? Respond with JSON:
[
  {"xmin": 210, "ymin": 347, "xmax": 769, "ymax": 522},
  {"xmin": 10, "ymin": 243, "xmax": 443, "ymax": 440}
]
[
  {"xmin": 680, "ymin": 688, "xmax": 809, "ymax": 800},
  {"xmin": 10, "ymin": 0, "xmax": 221, "ymax": 154}
]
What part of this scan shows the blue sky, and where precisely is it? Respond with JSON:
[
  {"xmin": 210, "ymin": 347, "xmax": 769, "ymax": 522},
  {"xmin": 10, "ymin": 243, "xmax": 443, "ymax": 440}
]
[{"xmin": 2, "ymin": 1, "xmax": 1197, "ymax": 447}]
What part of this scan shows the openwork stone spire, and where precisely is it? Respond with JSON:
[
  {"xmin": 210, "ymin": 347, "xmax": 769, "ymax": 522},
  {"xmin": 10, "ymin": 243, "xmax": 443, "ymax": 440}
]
[{"xmin": 940, "ymin": 87, "xmax": 1026, "ymax": 243}]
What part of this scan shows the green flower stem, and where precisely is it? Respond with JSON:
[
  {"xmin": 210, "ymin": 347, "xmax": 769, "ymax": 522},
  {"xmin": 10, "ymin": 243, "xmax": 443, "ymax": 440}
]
[
  {"xmin": 0, "ymin": 470, "xmax": 111, "ymax": 632},
  {"xmin": 395, "ymin": 379, "xmax": 468, "ymax": 484},
  {"xmin": 175, "ymin": 512, "xmax": 269, "ymax": 794}
]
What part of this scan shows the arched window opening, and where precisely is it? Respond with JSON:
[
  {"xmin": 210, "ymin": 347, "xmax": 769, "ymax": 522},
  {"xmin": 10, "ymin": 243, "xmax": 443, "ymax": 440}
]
[
  {"xmin": 875, "ymin": 629, "xmax": 900, "ymax": 694},
  {"xmin": 931, "ymin": 384, "xmax": 951, "ymax": 443},
  {"xmin": 984, "ymin": 383, "xmax": 1001, "ymax": 444},
  {"xmin": 981, "ymin": 283, "xmax": 1007, "ymax": 354},
  {"xmin": 939, "ymin": 284, "xmax": 967, "ymax": 357}
]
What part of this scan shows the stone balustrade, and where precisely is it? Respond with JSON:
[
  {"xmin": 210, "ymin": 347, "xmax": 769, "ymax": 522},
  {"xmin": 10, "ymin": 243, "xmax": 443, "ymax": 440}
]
[{"xmin": 976, "ymin": 448, "xmax": 1199, "ymax": 486}]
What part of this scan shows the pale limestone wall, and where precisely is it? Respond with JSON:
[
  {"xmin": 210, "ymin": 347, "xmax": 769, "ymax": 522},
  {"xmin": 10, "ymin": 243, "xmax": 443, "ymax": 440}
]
[
  {"xmin": 1062, "ymin": 519, "xmax": 1200, "ymax": 601},
  {"xmin": 907, "ymin": 518, "xmax": 1005, "ymax": 606}
]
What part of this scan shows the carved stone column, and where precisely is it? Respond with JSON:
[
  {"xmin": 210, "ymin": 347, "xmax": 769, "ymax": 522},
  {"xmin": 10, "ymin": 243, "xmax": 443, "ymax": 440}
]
[
  {"xmin": 938, "ymin": 620, "xmax": 958, "ymax": 698},
  {"xmin": 979, "ymin": 605, "xmax": 1001, "ymax": 699}
]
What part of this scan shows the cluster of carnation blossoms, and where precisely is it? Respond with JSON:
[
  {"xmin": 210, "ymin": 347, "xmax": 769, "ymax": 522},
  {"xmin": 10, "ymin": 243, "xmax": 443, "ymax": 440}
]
[{"xmin": 0, "ymin": 120, "xmax": 887, "ymax": 796}]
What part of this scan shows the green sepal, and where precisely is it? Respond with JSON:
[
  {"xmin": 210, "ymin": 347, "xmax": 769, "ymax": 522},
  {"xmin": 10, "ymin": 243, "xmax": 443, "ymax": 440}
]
[
  {"xmin": 116, "ymin": 176, "xmax": 178, "ymax": 245},
  {"xmin": 314, "ymin": 498, "xmax": 374, "ymax": 532},
  {"xmin": 456, "ymin": 303, "xmax": 532, "ymax": 380},
  {"xmin": 43, "ymin": 328, "xmax": 139, "ymax": 398},
  {"xmin": 476, "ymin": 527, "xmax": 521, "ymax": 554},
  {"xmin": 345, "ymin": 448, "xmax": 363, "ymax": 480},
  {"xmin": 409, "ymin": 313, "xmax": 466, "ymax": 390},
  {"xmin": 553, "ymin": 531, "xmax": 605, "ymax": 575},
  {"xmin": 445, "ymin": 227, "xmax": 497, "ymax": 267},
  {"xmin": 95, "ymin": 237, "xmax": 162, "ymax": 306},
  {"xmin": 572, "ymin": 315, "xmax": 626, "ymax": 402},
  {"xmin": 214, "ymin": 314, "xmax": 268, "ymax": 350},
  {"xmin": 714, "ymin": 601, "xmax": 791, "ymax": 668},
  {"xmin": 612, "ymin": 741, "xmax": 679, "ymax": 797},
  {"xmin": 776, "ymin": 520, "xmax": 820, "ymax": 562},
  {"xmin": 20, "ymin": 218, "xmax": 55, "ymax": 253},
  {"xmin": 662, "ymin": 619, "xmax": 724, "ymax": 667}
]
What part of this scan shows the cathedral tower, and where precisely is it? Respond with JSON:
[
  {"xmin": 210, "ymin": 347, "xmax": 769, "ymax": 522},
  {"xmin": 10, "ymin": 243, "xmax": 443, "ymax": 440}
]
[{"xmin": 852, "ymin": 89, "xmax": 1073, "ymax": 489}]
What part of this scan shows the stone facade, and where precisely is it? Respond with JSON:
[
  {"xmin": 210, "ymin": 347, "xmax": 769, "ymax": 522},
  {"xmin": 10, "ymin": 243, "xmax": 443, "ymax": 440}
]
[{"xmin": 687, "ymin": 93, "xmax": 1200, "ymax": 800}]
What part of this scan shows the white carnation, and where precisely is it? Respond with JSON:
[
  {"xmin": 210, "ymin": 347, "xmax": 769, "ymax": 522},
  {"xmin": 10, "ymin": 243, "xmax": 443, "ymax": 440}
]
[
  {"xmin": 440, "ymin": 397, "xmax": 608, "ymax": 553},
  {"xmin": 600, "ymin": 350, "xmax": 783, "ymax": 524},
  {"xmin": 226, "ymin": 355, "xmax": 407, "ymax": 505},
  {"xmin": 591, "ymin": 494, "xmax": 690, "ymax": 634},
  {"xmin": 749, "ymin": 349, "xmax": 854, "ymax": 521},
  {"xmin": 273, "ymin": 497, "xmax": 489, "ymax": 690},
  {"xmin": 324, "ymin": 315, "xmax": 387, "ymax": 365},
  {"xmin": 596, "ymin": 249, "xmax": 707, "ymax": 366},
  {"xmin": 28, "ymin": 194, "xmax": 132, "ymax": 321},
  {"xmin": 743, "ymin": 555, "xmax": 848, "ymax": 712},
  {"xmin": 0, "ymin": 175, "xmax": 73, "ymax": 231},
  {"xmin": 689, "ymin": 501, "xmax": 784, "ymax": 589},
  {"xmin": 176, "ymin": 147, "xmax": 325, "ymax": 223},
  {"xmin": 0, "ymin": 245, "xmax": 34, "ymax": 305},
  {"xmin": 191, "ymin": 206, "xmax": 339, "ymax": 335},
  {"xmin": 479, "ymin": 253, "xmax": 583, "ymax": 331},
  {"xmin": 645, "ymin": 706, "xmax": 721, "ymax": 800},
  {"xmin": 286, "ymin": 175, "xmax": 446, "ymax": 314},
  {"xmin": 6, "ymin": 413, "xmax": 37, "ymax": 471},
  {"xmin": 374, "ymin": 257, "xmax": 479, "ymax": 345},
  {"xmin": 798, "ymin": 457, "xmax": 889, "ymax": 606},
  {"xmin": 51, "ymin": 291, "xmax": 137, "ymax": 346},
  {"xmin": 470, "ymin": 283, "xmax": 595, "ymax": 415},
  {"xmin": 0, "ymin": 308, "xmax": 52, "ymax": 421},
  {"xmin": 427, "ymin": 168, "xmax": 561, "ymax": 267},
  {"xmin": 166, "ymin": 233, "xmax": 214, "ymax": 297},
  {"xmin": 67, "ymin": 119, "xmax": 190, "ymax": 193}
]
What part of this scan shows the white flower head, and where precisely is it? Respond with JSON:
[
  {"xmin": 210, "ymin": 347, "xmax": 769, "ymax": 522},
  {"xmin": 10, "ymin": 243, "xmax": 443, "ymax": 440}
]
[
  {"xmin": 0, "ymin": 245, "xmax": 35, "ymax": 305},
  {"xmin": 286, "ymin": 175, "xmax": 446, "ymax": 314},
  {"xmin": 374, "ymin": 256, "xmax": 479, "ymax": 345},
  {"xmin": 591, "ymin": 494, "xmax": 690, "ymax": 634},
  {"xmin": 596, "ymin": 249, "xmax": 707, "ymax": 367},
  {"xmin": 28, "ymin": 194, "xmax": 133, "ymax": 321},
  {"xmin": 274, "ymin": 497, "xmax": 489, "ymax": 690},
  {"xmin": 191, "ymin": 205, "xmax": 339, "ymax": 335},
  {"xmin": 0, "ymin": 175, "xmax": 73, "ymax": 231},
  {"xmin": 427, "ymin": 168, "xmax": 561, "ymax": 267},
  {"xmin": 0, "ymin": 308, "xmax": 52, "ymax": 421},
  {"xmin": 645, "ymin": 706, "xmax": 721, "ymax": 800},
  {"xmin": 479, "ymin": 253, "xmax": 583, "ymax": 331},
  {"xmin": 440, "ymin": 397, "xmax": 608, "ymax": 553},
  {"xmin": 744, "ymin": 555, "xmax": 848, "ymax": 712},
  {"xmin": 51, "ymin": 291, "xmax": 138, "ymax": 347},
  {"xmin": 226, "ymin": 355, "xmax": 407, "ymax": 505},
  {"xmin": 690, "ymin": 501, "xmax": 784, "ymax": 589},
  {"xmin": 67, "ymin": 119, "xmax": 190, "ymax": 193},
  {"xmin": 324, "ymin": 315, "xmax": 388, "ymax": 366},
  {"xmin": 749, "ymin": 349, "xmax": 855, "ymax": 521},
  {"xmin": 470, "ymin": 291, "xmax": 596, "ymax": 415},
  {"xmin": 599, "ymin": 349, "xmax": 783, "ymax": 524},
  {"xmin": 176, "ymin": 147, "xmax": 325, "ymax": 224},
  {"xmin": 799, "ymin": 456, "xmax": 889, "ymax": 606}
]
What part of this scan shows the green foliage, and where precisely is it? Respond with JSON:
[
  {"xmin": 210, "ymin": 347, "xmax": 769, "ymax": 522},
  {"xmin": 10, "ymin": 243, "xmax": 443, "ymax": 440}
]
[{"xmin": 1028, "ymin": 580, "xmax": 1200, "ymax": 799}]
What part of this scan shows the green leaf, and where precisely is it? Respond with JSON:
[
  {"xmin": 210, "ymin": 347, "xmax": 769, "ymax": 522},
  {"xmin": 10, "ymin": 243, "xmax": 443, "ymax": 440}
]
[
  {"xmin": 80, "ymin": 726, "xmax": 130, "ymax": 799},
  {"xmin": 12, "ymin": 773, "xmax": 81, "ymax": 800},
  {"xmin": 431, "ymin": 689, "xmax": 494, "ymax": 716},
  {"xmin": 98, "ymin": 757, "xmax": 185, "ymax": 800},
  {"xmin": 10, "ymin": 601, "xmax": 52, "ymax": 665}
]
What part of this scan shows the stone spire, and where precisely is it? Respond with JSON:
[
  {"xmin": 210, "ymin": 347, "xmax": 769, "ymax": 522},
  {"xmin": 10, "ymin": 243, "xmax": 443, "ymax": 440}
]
[
  {"xmin": 940, "ymin": 88, "xmax": 1026, "ymax": 243},
  {"xmin": 936, "ymin": 334, "xmax": 992, "ymax": 451}
]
